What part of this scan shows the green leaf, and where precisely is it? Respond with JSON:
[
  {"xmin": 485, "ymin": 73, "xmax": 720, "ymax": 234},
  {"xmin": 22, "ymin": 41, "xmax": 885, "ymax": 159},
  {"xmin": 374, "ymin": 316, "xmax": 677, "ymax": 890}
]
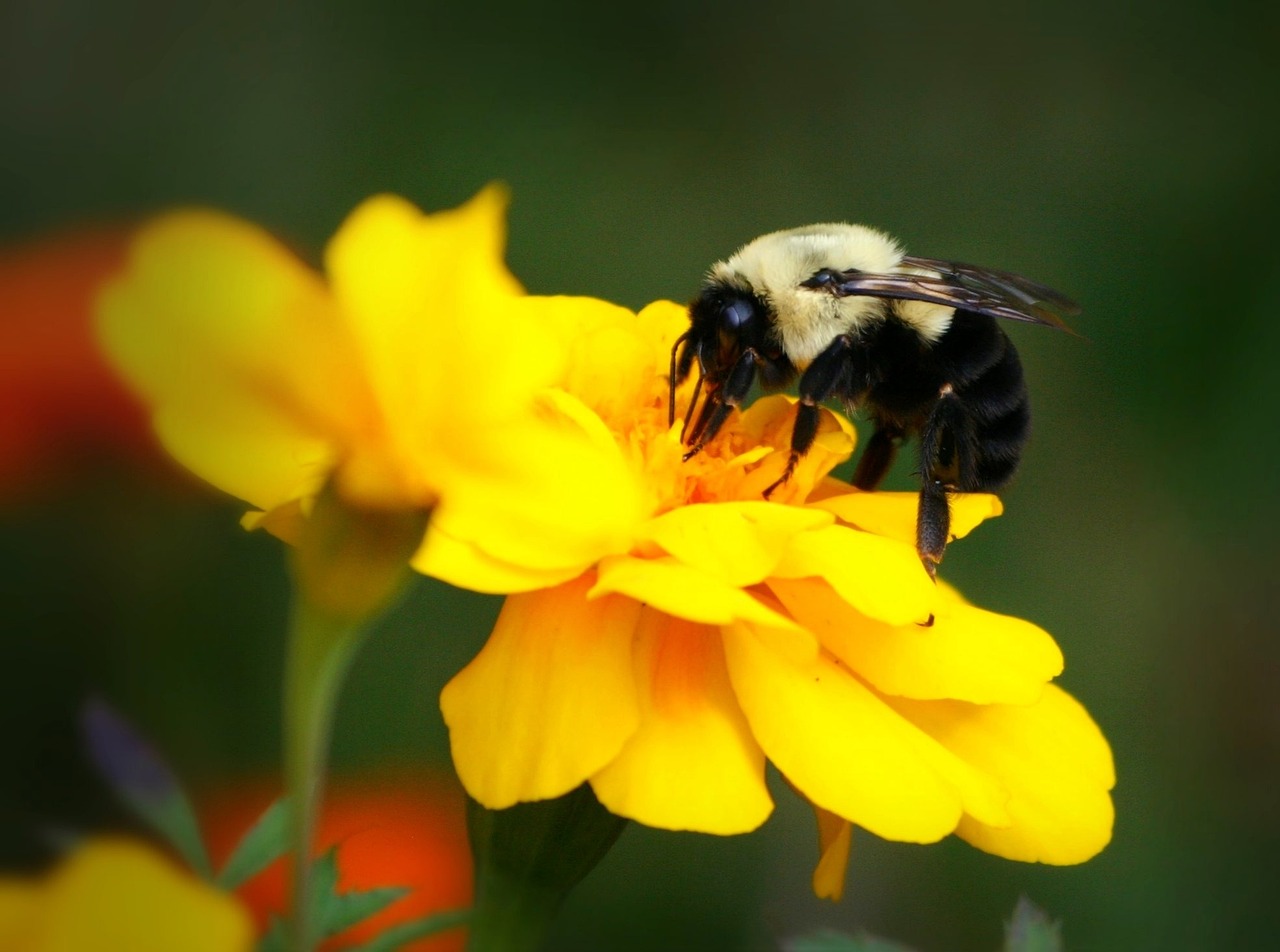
[
  {"xmin": 80, "ymin": 698, "xmax": 212, "ymax": 878},
  {"xmin": 321, "ymin": 884, "xmax": 412, "ymax": 937},
  {"xmin": 256, "ymin": 916, "xmax": 288, "ymax": 952},
  {"xmin": 261, "ymin": 846, "xmax": 420, "ymax": 948},
  {"xmin": 217, "ymin": 796, "xmax": 294, "ymax": 890},
  {"xmin": 303, "ymin": 847, "xmax": 412, "ymax": 940},
  {"xmin": 1004, "ymin": 897, "xmax": 1063, "ymax": 952},
  {"xmin": 346, "ymin": 907, "xmax": 471, "ymax": 952},
  {"xmin": 785, "ymin": 931, "xmax": 918, "ymax": 952}
]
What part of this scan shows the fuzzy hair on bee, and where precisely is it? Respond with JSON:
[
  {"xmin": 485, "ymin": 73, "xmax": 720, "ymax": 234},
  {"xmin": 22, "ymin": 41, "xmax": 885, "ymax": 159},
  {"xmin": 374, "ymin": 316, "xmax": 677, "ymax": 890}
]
[{"xmin": 671, "ymin": 222, "xmax": 1079, "ymax": 576}]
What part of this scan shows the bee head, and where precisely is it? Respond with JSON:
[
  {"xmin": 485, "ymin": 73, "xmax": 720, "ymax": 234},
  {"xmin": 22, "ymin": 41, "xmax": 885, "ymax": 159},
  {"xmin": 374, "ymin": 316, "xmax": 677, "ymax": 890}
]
[{"xmin": 676, "ymin": 283, "xmax": 771, "ymax": 389}]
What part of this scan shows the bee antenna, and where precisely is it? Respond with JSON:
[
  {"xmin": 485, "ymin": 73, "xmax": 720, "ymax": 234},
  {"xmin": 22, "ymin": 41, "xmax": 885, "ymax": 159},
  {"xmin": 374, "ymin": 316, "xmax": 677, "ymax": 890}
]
[{"xmin": 668, "ymin": 331, "xmax": 692, "ymax": 426}]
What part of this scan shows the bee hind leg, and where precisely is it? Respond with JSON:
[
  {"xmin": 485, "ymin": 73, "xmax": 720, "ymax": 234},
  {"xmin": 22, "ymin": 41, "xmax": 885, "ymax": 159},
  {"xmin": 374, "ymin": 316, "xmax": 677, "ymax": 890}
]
[{"xmin": 915, "ymin": 386, "xmax": 977, "ymax": 577}]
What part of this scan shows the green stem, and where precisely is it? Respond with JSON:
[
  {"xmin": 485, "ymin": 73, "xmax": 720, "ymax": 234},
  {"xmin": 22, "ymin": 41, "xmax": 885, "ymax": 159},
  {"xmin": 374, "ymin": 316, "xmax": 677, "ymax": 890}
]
[
  {"xmin": 283, "ymin": 598, "xmax": 368, "ymax": 952},
  {"xmin": 280, "ymin": 486, "xmax": 430, "ymax": 952}
]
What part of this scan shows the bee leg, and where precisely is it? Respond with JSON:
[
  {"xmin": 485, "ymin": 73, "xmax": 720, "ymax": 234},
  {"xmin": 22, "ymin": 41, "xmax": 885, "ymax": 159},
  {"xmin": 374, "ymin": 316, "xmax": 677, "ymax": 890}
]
[
  {"xmin": 916, "ymin": 478, "xmax": 950, "ymax": 580},
  {"xmin": 915, "ymin": 386, "xmax": 976, "ymax": 576},
  {"xmin": 764, "ymin": 336, "xmax": 862, "ymax": 497},
  {"xmin": 852, "ymin": 423, "xmax": 904, "ymax": 491},
  {"xmin": 682, "ymin": 348, "xmax": 759, "ymax": 461}
]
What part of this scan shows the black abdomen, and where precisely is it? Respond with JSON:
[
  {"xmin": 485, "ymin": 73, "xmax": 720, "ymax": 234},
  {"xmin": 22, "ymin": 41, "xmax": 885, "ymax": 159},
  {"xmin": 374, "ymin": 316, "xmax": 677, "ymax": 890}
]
[
  {"xmin": 932, "ymin": 311, "xmax": 1030, "ymax": 491},
  {"xmin": 859, "ymin": 309, "xmax": 1031, "ymax": 493}
]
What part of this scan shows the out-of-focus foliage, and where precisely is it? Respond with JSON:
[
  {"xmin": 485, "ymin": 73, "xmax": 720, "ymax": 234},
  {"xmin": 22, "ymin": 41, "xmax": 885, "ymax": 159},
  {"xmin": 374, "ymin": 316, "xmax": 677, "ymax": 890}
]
[{"xmin": 2, "ymin": 1, "xmax": 1277, "ymax": 949}]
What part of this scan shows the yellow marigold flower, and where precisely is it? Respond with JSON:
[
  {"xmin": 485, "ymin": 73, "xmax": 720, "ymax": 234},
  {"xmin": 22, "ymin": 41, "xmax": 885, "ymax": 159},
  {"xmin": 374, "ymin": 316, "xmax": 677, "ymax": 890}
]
[
  {"xmin": 0, "ymin": 838, "xmax": 252, "ymax": 951},
  {"xmin": 435, "ymin": 297, "xmax": 1115, "ymax": 894},
  {"xmin": 96, "ymin": 188, "xmax": 640, "ymax": 575}
]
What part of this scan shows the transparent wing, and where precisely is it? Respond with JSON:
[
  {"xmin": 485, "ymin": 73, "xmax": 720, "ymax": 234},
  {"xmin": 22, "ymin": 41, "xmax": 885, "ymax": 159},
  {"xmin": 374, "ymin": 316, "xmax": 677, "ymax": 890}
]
[{"xmin": 802, "ymin": 255, "xmax": 1080, "ymax": 331}]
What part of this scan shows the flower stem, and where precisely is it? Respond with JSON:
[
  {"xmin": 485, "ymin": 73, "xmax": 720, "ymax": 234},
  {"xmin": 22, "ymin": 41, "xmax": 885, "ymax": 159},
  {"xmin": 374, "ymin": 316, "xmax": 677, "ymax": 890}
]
[
  {"xmin": 283, "ymin": 598, "xmax": 368, "ymax": 952},
  {"xmin": 282, "ymin": 486, "xmax": 431, "ymax": 952}
]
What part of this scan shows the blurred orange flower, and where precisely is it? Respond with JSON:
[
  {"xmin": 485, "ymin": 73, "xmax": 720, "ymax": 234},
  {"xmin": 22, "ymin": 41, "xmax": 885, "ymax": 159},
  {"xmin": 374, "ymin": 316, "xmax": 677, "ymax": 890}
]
[
  {"xmin": 202, "ymin": 776, "xmax": 471, "ymax": 951},
  {"xmin": 0, "ymin": 229, "xmax": 158, "ymax": 496}
]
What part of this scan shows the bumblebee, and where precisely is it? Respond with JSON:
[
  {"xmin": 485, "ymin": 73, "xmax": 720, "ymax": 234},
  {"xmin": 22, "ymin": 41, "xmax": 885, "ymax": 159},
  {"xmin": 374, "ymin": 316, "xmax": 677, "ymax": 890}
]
[{"xmin": 671, "ymin": 223, "xmax": 1078, "ymax": 575}]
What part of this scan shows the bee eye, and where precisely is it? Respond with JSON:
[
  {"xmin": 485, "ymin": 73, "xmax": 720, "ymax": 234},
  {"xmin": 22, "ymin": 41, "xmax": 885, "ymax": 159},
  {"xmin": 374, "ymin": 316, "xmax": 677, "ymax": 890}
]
[{"xmin": 721, "ymin": 300, "xmax": 755, "ymax": 331}]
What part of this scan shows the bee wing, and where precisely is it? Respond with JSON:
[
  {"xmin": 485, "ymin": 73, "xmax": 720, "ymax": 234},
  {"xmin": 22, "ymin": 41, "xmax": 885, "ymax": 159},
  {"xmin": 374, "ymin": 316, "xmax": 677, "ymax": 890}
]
[{"xmin": 806, "ymin": 255, "xmax": 1080, "ymax": 331}]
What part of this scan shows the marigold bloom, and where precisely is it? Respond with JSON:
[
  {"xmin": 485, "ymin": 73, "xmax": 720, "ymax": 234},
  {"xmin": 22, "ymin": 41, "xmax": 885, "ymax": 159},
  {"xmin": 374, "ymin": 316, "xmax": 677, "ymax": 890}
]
[
  {"xmin": 202, "ymin": 777, "xmax": 470, "ymax": 951},
  {"xmin": 0, "ymin": 838, "xmax": 252, "ymax": 951},
  {"xmin": 434, "ymin": 296, "xmax": 1114, "ymax": 896},
  {"xmin": 96, "ymin": 188, "xmax": 640, "ymax": 573}
]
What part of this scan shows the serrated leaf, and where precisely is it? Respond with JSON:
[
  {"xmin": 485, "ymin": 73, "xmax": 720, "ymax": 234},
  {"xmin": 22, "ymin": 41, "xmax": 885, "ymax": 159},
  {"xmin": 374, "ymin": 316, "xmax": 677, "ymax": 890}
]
[
  {"xmin": 81, "ymin": 697, "xmax": 212, "ymax": 878},
  {"xmin": 348, "ymin": 908, "xmax": 471, "ymax": 952},
  {"xmin": 217, "ymin": 796, "xmax": 294, "ymax": 890},
  {"xmin": 1004, "ymin": 897, "xmax": 1063, "ymax": 952},
  {"xmin": 785, "ymin": 930, "xmax": 918, "ymax": 952},
  {"xmin": 322, "ymin": 885, "xmax": 412, "ymax": 937},
  {"xmin": 309, "ymin": 848, "xmax": 342, "ymax": 926},
  {"xmin": 302, "ymin": 847, "xmax": 412, "ymax": 940}
]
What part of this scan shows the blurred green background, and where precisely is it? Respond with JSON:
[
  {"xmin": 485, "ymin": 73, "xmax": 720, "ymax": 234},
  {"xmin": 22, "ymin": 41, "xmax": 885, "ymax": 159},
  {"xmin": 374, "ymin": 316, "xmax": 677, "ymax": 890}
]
[{"xmin": 2, "ymin": 0, "xmax": 1277, "ymax": 948}]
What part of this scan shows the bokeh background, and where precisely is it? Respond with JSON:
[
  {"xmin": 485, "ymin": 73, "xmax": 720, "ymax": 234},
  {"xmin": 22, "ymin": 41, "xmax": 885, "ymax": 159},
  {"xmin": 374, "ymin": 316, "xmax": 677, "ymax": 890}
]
[{"xmin": 3, "ymin": 1, "xmax": 1277, "ymax": 948}]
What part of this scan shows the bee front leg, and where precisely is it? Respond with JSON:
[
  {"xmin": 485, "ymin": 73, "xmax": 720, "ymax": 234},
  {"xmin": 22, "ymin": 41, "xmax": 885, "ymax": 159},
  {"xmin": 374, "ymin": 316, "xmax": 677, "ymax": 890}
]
[{"xmin": 683, "ymin": 348, "xmax": 759, "ymax": 461}]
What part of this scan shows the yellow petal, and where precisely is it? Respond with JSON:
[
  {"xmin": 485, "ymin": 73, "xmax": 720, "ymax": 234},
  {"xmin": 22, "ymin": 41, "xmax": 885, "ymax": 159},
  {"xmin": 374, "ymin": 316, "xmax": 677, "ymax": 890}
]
[
  {"xmin": 523, "ymin": 295, "xmax": 660, "ymax": 422},
  {"xmin": 429, "ymin": 389, "xmax": 645, "ymax": 577},
  {"xmin": 641, "ymin": 501, "xmax": 833, "ymax": 588},
  {"xmin": 324, "ymin": 187, "xmax": 532, "ymax": 415},
  {"xmin": 323, "ymin": 188, "xmax": 573, "ymax": 506},
  {"xmin": 772, "ymin": 524, "xmax": 935, "ymax": 626},
  {"xmin": 412, "ymin": 523, "xmax": 587, "ymax": 594},
  {"xmin": 814, "ymin": 491, "xmax": 1003, "ymax": 547},
  {"xmin": 591, "ymin": 555, "xmax": 800, "ymax": 631},
  {"xmin": 811, "ymin": 806, "xmax": 853, "ymax": 901},
  {"xmin": 591, "ymin": 609, "xmax": 773, "ymax": 834},
  {"xmin": 3, "ymin": 839, "xmax": 252, "ymax": 952},
  {"xmin": 97, "ymin": 209, "xmax": 359, "ymax": 513},
  {"xmin": 0, "ymin": 882, "xmax": 37, "ymax": 949},
  {"xmin": 727, "ymin": 396, "xmax": 855, "ymax": 504},
  {"xmin": 634, "ymin": 299, "xmax": 694, "ymax": 372},
  {"xmin": 722, "ymin": 623, "xmax": 1010, "ymax": 843},
  {"xmin": 770, "ymin": 578, "xmax": 1063, "ymax": 704},
  {"xmin": 441, "ymin": 574, "xmax": 643, "ymax": 807},
  {"xmin": 888, "ymin": 685, "xmax": 1115, "ymax": 864},
  {"xmin": 151, "ymin": 403, "xmax": 331, "ymax": 514}
]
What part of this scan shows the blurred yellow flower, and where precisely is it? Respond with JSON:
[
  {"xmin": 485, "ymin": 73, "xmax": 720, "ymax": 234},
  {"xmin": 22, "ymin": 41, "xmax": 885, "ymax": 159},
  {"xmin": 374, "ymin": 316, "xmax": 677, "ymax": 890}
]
[
  {"xmin": 435, "ymin": 297, "xmax": 1114, "ymax": 897},
  {"xmin": 0, "ymin": 838, "xmax": 252, "ymax": 952},
  {"xmin": 96, "ymin": 188, "xmax": 640, "ymax": 577}
]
